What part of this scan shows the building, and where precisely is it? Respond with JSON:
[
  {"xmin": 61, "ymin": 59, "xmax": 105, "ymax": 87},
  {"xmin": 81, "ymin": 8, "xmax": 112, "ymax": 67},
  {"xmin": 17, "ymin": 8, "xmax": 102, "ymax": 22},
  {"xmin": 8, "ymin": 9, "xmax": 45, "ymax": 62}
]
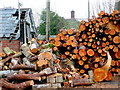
[
  {"xmin": 0, "ymin": 7, "xmax": 37, "ymax": 52},
  {"xmin": 115, "ymin": 0, "xmax": 120, "ymax": 12}
]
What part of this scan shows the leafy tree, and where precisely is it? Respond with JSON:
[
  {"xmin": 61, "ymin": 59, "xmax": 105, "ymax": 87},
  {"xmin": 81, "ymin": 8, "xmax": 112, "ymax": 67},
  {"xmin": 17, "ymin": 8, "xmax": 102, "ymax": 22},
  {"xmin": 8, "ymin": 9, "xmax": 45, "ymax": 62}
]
[{"xmin": 38, "ymin": 9, "xmax": 68, "ymax": 35}]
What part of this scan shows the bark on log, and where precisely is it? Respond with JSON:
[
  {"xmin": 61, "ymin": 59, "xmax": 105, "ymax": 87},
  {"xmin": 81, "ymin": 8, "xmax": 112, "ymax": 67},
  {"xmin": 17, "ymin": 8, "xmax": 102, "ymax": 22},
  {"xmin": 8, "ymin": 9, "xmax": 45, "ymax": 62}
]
[
  {"xmin": 0, "ymin": 79, "xmax": 34, "ymax": 89},
  {"xmin": 12, "ymin": 65, "xmax": 35, "ymax": 70}
]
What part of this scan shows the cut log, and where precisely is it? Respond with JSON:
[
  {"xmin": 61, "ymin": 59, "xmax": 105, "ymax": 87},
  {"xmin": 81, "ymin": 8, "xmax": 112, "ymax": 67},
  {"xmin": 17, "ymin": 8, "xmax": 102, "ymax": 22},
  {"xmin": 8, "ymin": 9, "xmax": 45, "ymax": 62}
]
[
  {"xmin": 79, "ymin": 49, "xmax": 86, "ymax": 56},
  {"xmin": 79, "ymin": 24, "xmax": 86, "ymax": 31},
  {"xmin": 21, "ymin": 44, "xmax": 33, "ymax": 58},
  {"xmin": 115, "ymin": 51, "xmax": 120, "ymax": 59},
  {"xmin": 23, "ymin": 57, "xmax": 33, "ymax": 65},
  {"xmin": 68, "ymin": 29, "xmax": 74, "ymax": 35},
  {"xmin": 0, "ymin": 70, "xmax": 19, "ymax": 78},
  {"xmin": 78, "ymin": 60, "xmax": 84, "ymax": 65},
  {"xmin": 113, "ymin": 36, "xmax": 120, "ymax": 44},
  {"xmin": 3, "ymin": 47, "xmax": 14, "ymax": 56},
  {"xmin": 0, "ymin": 52, "xmax": 6, "ymax": 58},
  {"xmin": 0, "ymin": 79, "xmax": 34, "ymax": 89},
  {"xmin": 12, "ymin": 65, "xmax": 35, "ymax": 70},
  {"xmin": 29, "ymin": 43, "xmax": 38, "ymax": 54},
  {"xmin": 87, "ymin": 49, "xmax": 94, "ymax": 56},
  {"xmin": 94, "ymin": 68, "xmax": 107, "ymax": 82},
  {"xmin": 105, "ymin": 71, "xmax": 113, "ymax": 81}
]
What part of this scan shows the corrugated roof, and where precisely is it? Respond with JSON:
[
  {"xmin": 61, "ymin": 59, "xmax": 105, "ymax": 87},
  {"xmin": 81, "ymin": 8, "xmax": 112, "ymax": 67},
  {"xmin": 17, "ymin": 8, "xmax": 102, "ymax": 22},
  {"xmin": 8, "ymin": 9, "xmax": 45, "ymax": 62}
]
[{"xmin": 0, "ymin": 8, "xmax": 18, "ymax": 37}]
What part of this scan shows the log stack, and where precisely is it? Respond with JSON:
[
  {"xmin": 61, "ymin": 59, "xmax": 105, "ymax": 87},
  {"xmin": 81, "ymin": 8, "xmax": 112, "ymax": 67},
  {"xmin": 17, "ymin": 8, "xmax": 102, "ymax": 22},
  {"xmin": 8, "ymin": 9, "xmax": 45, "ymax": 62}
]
[
  {"xmin": 53, "ymin": 10, "xmax": 120, "ymax": 82},
  {"xmin": 0, "ymin": 10, "xmax": 120, "ymax": 89}
]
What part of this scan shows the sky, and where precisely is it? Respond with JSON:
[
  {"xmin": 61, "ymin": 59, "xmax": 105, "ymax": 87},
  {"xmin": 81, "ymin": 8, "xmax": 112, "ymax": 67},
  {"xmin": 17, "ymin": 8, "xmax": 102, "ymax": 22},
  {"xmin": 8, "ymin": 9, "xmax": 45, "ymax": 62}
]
[{"xmin": 0, "ymin": 0, "xmax": 115, "ymax": 26}]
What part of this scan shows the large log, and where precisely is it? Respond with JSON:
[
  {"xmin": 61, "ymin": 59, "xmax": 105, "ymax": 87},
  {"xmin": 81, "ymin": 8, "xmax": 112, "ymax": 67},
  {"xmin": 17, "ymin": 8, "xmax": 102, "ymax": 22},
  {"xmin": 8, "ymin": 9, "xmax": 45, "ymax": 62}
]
[
  {"xmin": 0, "ymin": 79, "xmax": 34, "ymax": 89},
  {"xmin": 7, "ymin": 73, "xmax": 46, "ymax": 81}
]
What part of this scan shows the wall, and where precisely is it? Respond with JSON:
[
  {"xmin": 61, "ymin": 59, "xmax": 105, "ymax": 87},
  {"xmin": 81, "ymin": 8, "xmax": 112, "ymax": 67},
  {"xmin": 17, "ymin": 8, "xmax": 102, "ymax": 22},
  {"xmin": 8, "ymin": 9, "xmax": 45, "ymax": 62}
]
[{"xmin": 0, "ymin": 40, "xmax": 20, "ymax": 52}]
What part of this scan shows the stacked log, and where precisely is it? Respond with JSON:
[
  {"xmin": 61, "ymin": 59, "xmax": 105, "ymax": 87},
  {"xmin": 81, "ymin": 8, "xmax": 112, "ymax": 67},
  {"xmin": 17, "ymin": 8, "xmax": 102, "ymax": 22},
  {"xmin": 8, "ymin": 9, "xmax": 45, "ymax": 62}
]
[{"xmin": 53, "ymin": 10, "xmax": 120, "ymax": 82}]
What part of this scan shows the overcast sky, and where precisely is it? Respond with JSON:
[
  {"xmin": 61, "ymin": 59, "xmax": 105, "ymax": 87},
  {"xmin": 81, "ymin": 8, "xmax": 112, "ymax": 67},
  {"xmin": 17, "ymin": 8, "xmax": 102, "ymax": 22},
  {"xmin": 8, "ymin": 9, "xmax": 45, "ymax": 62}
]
[{"xmin": 0, "ymin": 0, "xmax": 115, "ymax": 26}]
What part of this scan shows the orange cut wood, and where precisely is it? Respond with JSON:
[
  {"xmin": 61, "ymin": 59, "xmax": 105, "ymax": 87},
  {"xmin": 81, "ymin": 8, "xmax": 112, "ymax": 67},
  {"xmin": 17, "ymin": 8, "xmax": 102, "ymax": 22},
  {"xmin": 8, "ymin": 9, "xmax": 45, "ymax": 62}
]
[
  {"xmin": 109, "ymin": 29, "xmax": 116, "ymax": 35},
  {"xmin": 79, "ymin": 49, "xmax": 86, "ymax": 56},
  {"xmin": 94, "ymin": 68, "xmax": 107, "ymax": 82},
  {"xmin": 53, "ymin": 47, "xmax": 58, "ymax": 51},
  {"xmin": 78, "ymin": 60, "xmax": 84, "ymax": 65},
  {"xmin": 115, "ymin": 51, "xmax": 120, "ymax": 59},
  {"xmin": 105, "ymin": 71, "xmax": 113, "ymax": 81},
  {"xmin": 79, "ymin": 24, "xmax": 86, "ymax": 31},
  {"xmin": 113, "ymin": 36, "xmax": 120, "ymax": 44},
  {"xmin": 84, "ymin": 64, "xmax": 89, "ymax": 69},
  {"xmin": 55, "ymin": 41, "xmax": 61, "ymax": 47},
  {"xmin": 0, "ymin": 52, "xmax": 6, "ymax": 58},
  {"xmin": 68, "ymin": 29, "xmax": 74, "ymax": 35},
  {"xmin": 87, "ymin": 49, "xmax": 94, "ymax": 56},
  {"xmin": 80, "ymin": 69, "xmax": 85, "ymax": 74},
  {"xmin": 73, "ymin": 49, "xmax": 79, "ymax": 54}
]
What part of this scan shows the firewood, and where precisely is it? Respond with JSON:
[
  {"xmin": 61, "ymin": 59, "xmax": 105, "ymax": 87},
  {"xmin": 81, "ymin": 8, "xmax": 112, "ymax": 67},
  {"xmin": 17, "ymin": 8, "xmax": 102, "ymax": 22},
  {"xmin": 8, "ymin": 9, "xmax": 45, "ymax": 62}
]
[
  {"xmin": 3, "ymin": 47, "xmax": 14, "ymax": 56},
  {"xmin": 87, "ymin": 49, "xmax": 94, "ymax": 56},
  {"xmin": 105, "ymin": 71, "xmax": 113, "ymax": 81},
  {"xmin": 0, "ymin": 52, "xmax": 6, "ymax": 58},
  {"xmin": 12, "ymin": 64, "xmax": 35, "ymax": 70},
  {"xmin": 115, "ymin": 51, "xmax": 120, "ymax": 59},
  {"xmin": 113, "ymin": 36, "xmax": 120, "ymax": 44},
  {"xmin": 94, "ymin": 68, "xmax": 107, "ymax": 82},
  {"xmin": 0, "ymin": 79, "xmax": 34, "ymax": 89},
  {"xmin": 29, "ymin": 43, "xmax": 38, "ymax": 54},
  {"xmin": 23, "ymin": 57, "xmax": 33, "ymax": 65},
  {"xmin": 21, "ymin": 44, "xmax": 33, "ymax": 58},
  {"xmin": 0, "ymin": 70, "xmax": 19, "ymax": 78}
]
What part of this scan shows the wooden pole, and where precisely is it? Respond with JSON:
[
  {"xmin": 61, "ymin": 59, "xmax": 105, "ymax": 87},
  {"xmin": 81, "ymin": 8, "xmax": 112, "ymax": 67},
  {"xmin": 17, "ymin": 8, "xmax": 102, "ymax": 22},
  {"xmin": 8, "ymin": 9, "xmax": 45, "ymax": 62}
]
[{"xmin": 46, "ymin": 0, "xmax": 50, "ymax": 41}]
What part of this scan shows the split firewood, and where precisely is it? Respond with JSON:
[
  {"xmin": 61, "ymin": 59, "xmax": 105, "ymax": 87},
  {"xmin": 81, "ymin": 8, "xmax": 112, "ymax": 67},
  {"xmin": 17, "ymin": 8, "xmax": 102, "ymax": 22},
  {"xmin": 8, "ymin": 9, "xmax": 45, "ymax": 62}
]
[
  {"xmin": 21, "ymin": 43, "xmax": 33, "ymax": 58},
  {"xmin": 7, "ymin": 73, "xmax": 46, "ymax": 81},
  {"xmin": 22, "ymin": 57, "xmax": 33, "ymax": 65},
  {"xmin": 0, "ymin": 79, "xmax": 34, "ymax": 89},
  {"xmin": 3, "ymin": 47, "xmax": 14, "ymax": 56},
  {"xmin": 0, "ymin": 52, "xmax": 6, "ymax": 58}
]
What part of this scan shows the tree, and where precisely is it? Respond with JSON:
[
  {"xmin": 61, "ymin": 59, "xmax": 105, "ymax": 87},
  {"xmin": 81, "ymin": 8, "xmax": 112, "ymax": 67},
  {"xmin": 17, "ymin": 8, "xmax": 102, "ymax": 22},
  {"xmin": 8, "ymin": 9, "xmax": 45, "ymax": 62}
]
[
  {"xmin": 37, "ymin": 9, "xmax": 68, "ymax": 35},
  {"xmin": 115, "ymin": 0, "xmax": 120, "ymax": 11}
]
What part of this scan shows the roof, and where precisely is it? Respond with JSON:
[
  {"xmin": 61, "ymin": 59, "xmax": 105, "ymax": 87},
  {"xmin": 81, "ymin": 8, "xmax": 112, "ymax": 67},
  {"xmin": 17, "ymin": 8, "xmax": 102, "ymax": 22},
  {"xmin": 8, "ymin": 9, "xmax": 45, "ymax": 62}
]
[{"xmin": 0, "ymin": 8, "xmax": 18, "ymax": 37}]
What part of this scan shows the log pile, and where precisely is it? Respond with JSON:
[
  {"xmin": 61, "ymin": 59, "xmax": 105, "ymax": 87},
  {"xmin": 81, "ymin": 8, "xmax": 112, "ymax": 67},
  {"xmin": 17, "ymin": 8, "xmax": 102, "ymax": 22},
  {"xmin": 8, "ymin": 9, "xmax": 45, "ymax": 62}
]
[
  {"xmin": 0, "ymin": 10, "xmax": 120, "ymax": 89},
  {"xmin": 53, "ymin": 10, "xmax": 120, "ymax": 82}
]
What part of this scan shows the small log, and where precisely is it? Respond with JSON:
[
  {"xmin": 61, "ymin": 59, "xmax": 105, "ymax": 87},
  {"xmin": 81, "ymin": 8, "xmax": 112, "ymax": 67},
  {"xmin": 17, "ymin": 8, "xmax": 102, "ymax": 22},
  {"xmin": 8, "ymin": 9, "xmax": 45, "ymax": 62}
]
[
  {"xmin": 23, "ymin": 57, "xmax": 33, "ymax": 65},
  {"xmin": 79, "ymin": 49, "xmax": 86, "ymax": 56},
  {"xmin": 105, "ymin": 71, "xmax": 113, "ymax": 81},
  {"xmin": 11, "ymin": 58, "xmax": 18, "ymax": 66},
  {"xmin": 80, "ymin": 69, "xmax": 85, "ymax": 74},
  {"xmin": 12, "ymin": 64, "xmax": 35, "ymax": 70},
  {"xmin": 79, "ymin": 24, "xmax": 86, "ymax": 31},
  {"xmin": 0, "ymin": 52, "xmax": 6, "ymax": 58},
  {"xmin": 94, "ymin": 68, "xmax": 107, "ymax": 82},
  {"xmin": 78, "ymin": 60, "xmax": 84, "ymax": 66},
  {"xmin": 29, "ymin": 43, "xmax": 38, "ymax": 54},
  {"xmin": 3, "ymin": 47, "xmax": 14, "ymax": 56},
  {"xmin": 115, "ymin": 51, "xmax": 120, "ymax": 59},
  {"xmin": 21, "ymin": 44, "xmax": 33, "ymax": 58},
  {"xmin": 68, "ymin": 29, "xmax": 74, "ymax": 35},
  {"xmin": 7, "ymin": 73, "xmax": 46, "ymax": 81},
  {"xmin": 113, "ymin": 36, "xmax": 120, "ymax": 44},
  {"xmin": 0, "ymin": 79, "xmax": 34, "ymax": 89},
  {"xmin": 0, "ymin": 70, "xmax": 19, "ymax": 78},
  {"xmin": 87, "ymin": 49, "xmax": 94, "ymax": 56}
]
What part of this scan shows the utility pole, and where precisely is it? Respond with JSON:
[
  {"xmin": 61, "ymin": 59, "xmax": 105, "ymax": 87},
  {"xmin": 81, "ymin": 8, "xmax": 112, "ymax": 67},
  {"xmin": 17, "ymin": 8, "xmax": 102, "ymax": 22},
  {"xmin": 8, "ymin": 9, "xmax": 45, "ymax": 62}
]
[
  {"xmin": 46, "ymin": 0, "xmax": 50, "ymax": 41},
  {"xmin": 88, "ymin": 0, "xmax": 90, "ymax": 20}
]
